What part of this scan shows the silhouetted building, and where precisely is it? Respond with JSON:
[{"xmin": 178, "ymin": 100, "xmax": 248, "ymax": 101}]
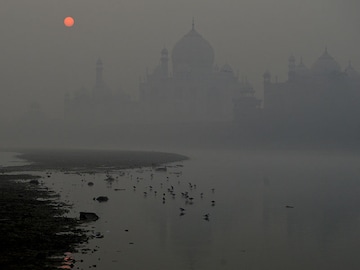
[
  {"xmin": 233, "ymin": 78, "xmax": 262, "ymax": 123},
  {"xmin": 263, "ymin": 48, "xmax": 360, "ymax": 137},
  {"xmin": 92, "ymin": 58, "xmax": 112, "ymax": 103},
  {"xmin": 139, "ymin": 21, "xmax": 261, "ymax": 122},
  {"xmin": 64, "ymin": 23, "xmax": 261, "ymax": 124},
  {"xmin": 64, "ymin": 58, "xmax": 134, "ymax": 124}
]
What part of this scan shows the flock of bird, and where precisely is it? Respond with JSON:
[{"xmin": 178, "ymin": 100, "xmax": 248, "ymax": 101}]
[{"xmin": 125, "ymin": 166, "xmax": 216, "ymax": 221}]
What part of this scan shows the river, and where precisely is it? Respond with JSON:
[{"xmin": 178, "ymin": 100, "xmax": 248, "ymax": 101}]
[{"xmin": 13, "ymin": 149, "xmax": 360, "ymax": 269}]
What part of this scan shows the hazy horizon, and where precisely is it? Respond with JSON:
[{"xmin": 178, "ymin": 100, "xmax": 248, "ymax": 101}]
[
  {"xmin": 2, "ymin": 2, "xmax": 360, "ymax": 268},
  {"xmin": 0, "ymin": 0, "xmax": 359, "ymax": 121}
]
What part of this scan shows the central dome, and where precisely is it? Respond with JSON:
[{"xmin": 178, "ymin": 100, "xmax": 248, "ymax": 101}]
[
  {"xmin": 311, "ymin": 48, "xmax": 341, "ymax": 75},
  {"xmin": 171, "ymin": 25, "xmax": 215, "ymax": 77}
]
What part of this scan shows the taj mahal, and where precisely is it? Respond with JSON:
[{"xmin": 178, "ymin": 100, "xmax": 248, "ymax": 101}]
[
  {"xmin": 64, "ymin": 21, "xmax": 260, "ymax": 124},
  {"xmin": 139, "ymin": 21, "xmax": 261, "ymax": 122},
  {"xmin": 64, "ymin": 22, "xmax": 360, "ymax": 135},
  {"xmin": 262, "ymin": 48, "xmax": 360, "ymax": 136}
]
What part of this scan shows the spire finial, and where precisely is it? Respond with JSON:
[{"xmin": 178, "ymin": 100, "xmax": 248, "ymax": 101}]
[
  {"xmin": 96, "ymin": 58, "xmax": 103, "ymax": 66},
  {"xmin": 192, "ymin": 17, "xmax": 195, "ymax": 30}
]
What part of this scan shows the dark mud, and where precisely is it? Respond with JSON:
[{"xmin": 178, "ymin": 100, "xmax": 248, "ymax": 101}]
[
  {"xmin": 0, "ymin": 149, "xmax": 188, "ymax": 269},
  {"xmin": 0, "ymin": 174, "xmax": 88, "ymax": 269}
]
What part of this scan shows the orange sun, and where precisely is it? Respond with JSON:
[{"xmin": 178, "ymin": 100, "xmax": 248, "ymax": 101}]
[{"xmin": 64, "ymin": 16, "xmax": 75, "ymax": 27}]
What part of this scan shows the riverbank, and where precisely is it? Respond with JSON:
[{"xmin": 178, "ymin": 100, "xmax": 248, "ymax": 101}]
[
  {"xmin": 0, "ymin": 174, "xmax": 88, "ymax": 269},
  {"xmin": 3, "ymin": 149, "xmax": 188, "ymax": 172},
  {"xmin": 1, "ymin": 149, "xmax": 188, "ymax": 269}
]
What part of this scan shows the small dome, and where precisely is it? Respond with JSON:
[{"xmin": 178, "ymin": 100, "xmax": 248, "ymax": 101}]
[
  {"xmin": 96, "ymin": 58, "xmax": 103, "ymax": 66},
  {"xmin": 240, "ymin": 79, "xmax": 254, "ymax": 93},
  {"xmin": 263, "ymin": 70, "xmax": 271, "ymax": 78},
  {"xmin": 220, "ymin": 64, "xmax": 234, "ymax": 73},
  {"xmin": 172, "ymin": 25, "xmax": 215, "ymax": 76},
  {"xmin": 311, "ymin": 48, "xmax": 341, "ymax": 74},
  {"xmin": 296, "ymin": 58, "xmax": 310, "ymax": 76},
  {"xmin": 161, "ymin": 48, "xmax": 168, "ymax": 55},
  {"xmin": 345, "ymin": 62, "xmax": 359, "ymax": 79}
]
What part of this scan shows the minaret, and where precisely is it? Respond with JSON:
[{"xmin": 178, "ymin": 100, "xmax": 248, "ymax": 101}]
[
  {"xmin": 345, "ymin": 60, "xmax": 359, "ymax": 78},
  {"xmin": 288, "ymin": 55, "xmax": 296, "ymax": 81},
  {"xmin": 64, "ymin": 92, "xmax": 71, "ymax": 120},
  {"xmin": 96, "ymin": 58, "xmax": 103, "ymax": 87},
  {"xmin": 160, "ymin": 48, "xmax": 169, "ymax": 79},
  {"xmin": 93, "ymin": 58, "xmax": 111, "ymax": 102},
  {"xmin": 263, "ymin": 71, "xmax": 271, "ymax": 110},
  {"xmin": 263, "ymin": 70, "xmax": 271, "ymax": 84}
]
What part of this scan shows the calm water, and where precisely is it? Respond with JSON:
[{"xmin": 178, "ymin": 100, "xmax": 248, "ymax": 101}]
[
  {"xmin": 0, "ymin": 151, "xmax": 30, "ymax": 167},
  {"xmin": 38, "ymin": 149, "xmax": 360, "ymax": 269}
]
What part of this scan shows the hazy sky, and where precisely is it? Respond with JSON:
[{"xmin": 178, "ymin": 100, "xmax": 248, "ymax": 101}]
[{"xmin": 0, "ymin": 0, "xmax": 359, "ymax": 120}]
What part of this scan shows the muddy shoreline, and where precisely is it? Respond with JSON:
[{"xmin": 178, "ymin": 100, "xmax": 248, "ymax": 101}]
[
  {"xmin": 0, "ymin": 174, "xmax": 88, "ymax": 269},
  {"xmin": 4, "ymin": 149, "xmax": 188, "ymax": 172},
  {"xmin": 0, "ymin": 149, "xmax": 188, "ymax": 269}
]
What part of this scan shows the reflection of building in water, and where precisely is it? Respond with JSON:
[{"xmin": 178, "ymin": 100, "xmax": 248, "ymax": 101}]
[
  {"xmin": 155, "ymin": 205, "xmax": 213, "ymax": 269},
  {"xmin": 140, "ymin": 21, "xmax": 261, "ymax": 122},
  {"xmin": 170, "ymin": 218, "xmax": 212, "ymax": 269},
  {"xmin": 263, "ymin": 48, "xmax": 360, "ymax": 135}
]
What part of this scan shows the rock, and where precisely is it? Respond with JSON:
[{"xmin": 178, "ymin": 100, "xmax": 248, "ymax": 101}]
[
  {"xmin": 29, "ymin": 179, "xmax": 40, "ymax": 185},
  {"xmin": 105, "ymin": 176, "xmax": 115, "ymax": 182},
  {"xmin": 96, "ymin": 196, "xmax": 109, "ymax": 202},
  {"xmin": 155, "ymin": 167, "xmax": 167, "ymax": 172},
  {"xmin": 80, "ymin": 212, "xmax": 99, "ymax": 221},
  {"xmin": 93, "ymin": 232, "xmax": 104, "ymax": 238}
]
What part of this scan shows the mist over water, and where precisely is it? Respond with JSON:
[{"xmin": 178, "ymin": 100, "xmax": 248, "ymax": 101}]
[{"xmin": 36, "ymin": 149, "xmax": 360, "ymax": 270}]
